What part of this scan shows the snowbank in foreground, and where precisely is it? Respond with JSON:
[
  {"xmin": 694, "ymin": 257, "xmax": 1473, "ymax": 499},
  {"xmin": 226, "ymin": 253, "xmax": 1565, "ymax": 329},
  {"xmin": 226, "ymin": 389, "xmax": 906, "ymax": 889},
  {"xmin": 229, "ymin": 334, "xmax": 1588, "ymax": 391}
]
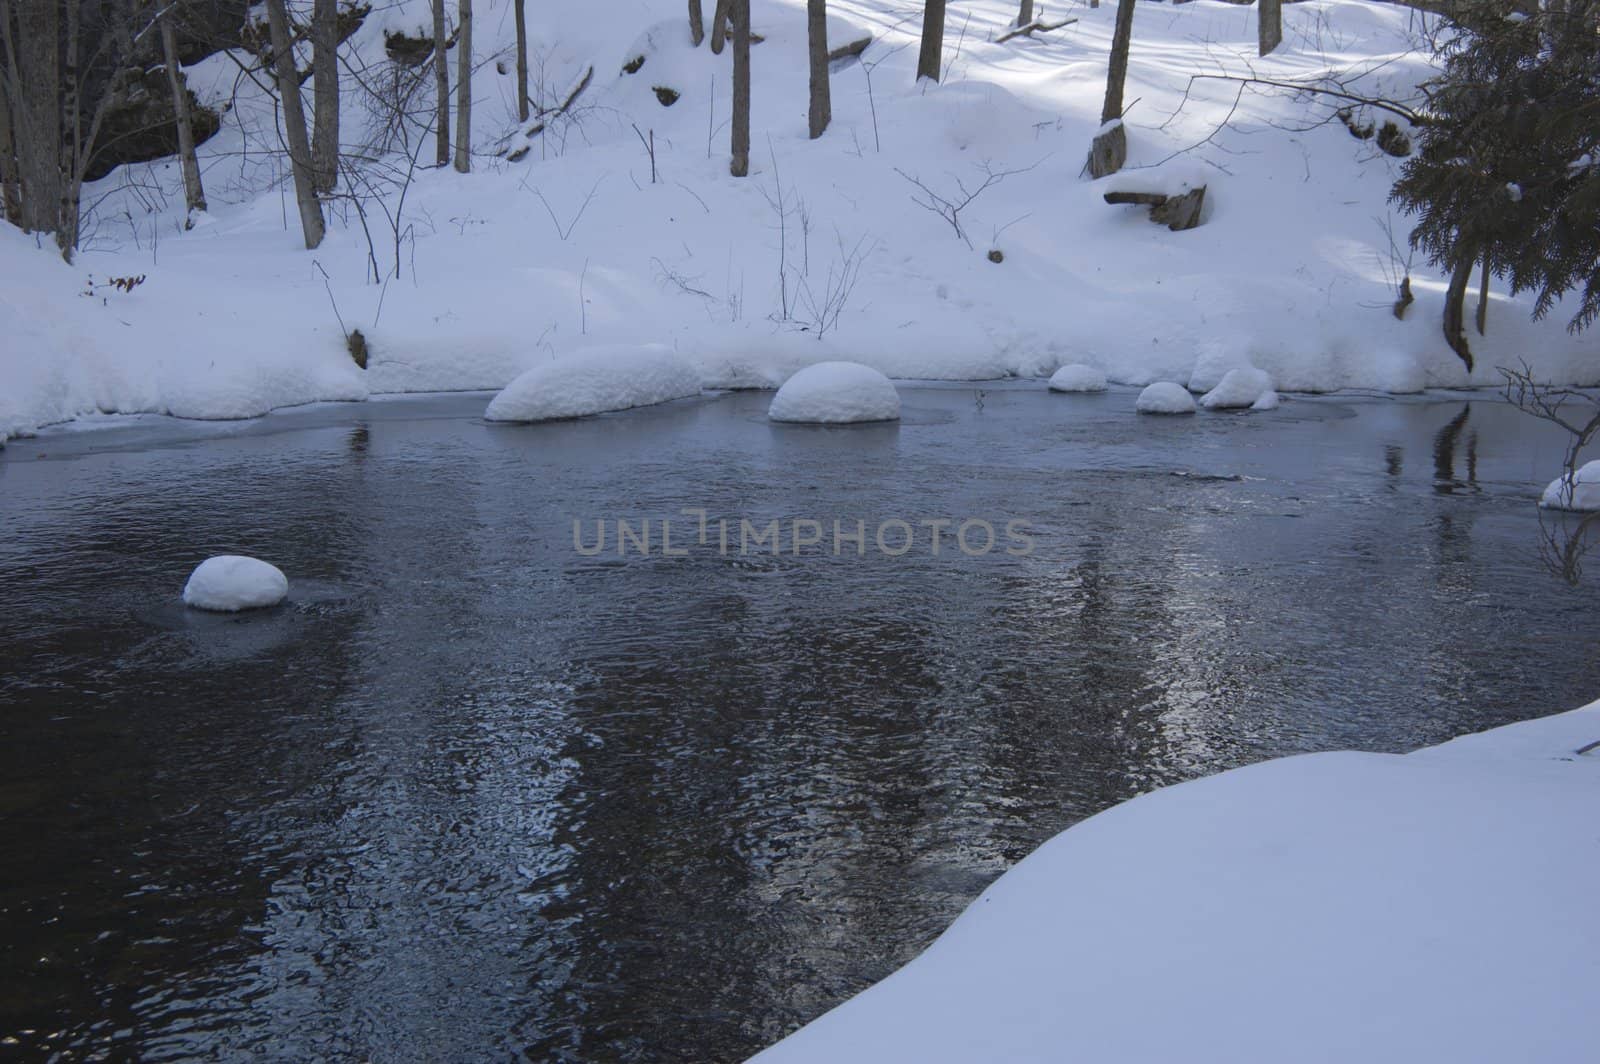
[
  {"xmin": 1539, "ymin": 460, "xmax": 1600, "ymax": 511},
  {"xmin": 751, "ymin": 701, "xmax": 1600, "ymax": 1064},
  {"xmin": 182, "ymin": 556, "xmax": 289, "ymax": 611},
  {"xmin": 768, "ymin": 362, "xmax": 901, "ymax": 424},
  {"xmin": 484, "ymin": 345, "xmax": 701, "ymax": 422}
]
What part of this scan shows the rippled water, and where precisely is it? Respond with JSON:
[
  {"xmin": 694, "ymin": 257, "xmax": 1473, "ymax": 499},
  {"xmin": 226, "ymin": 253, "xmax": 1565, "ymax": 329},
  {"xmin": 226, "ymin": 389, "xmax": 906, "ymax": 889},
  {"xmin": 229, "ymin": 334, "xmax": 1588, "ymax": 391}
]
[{"xmin": 2, "ymin": 387, "xmax": 1598, "ymax": 1061}]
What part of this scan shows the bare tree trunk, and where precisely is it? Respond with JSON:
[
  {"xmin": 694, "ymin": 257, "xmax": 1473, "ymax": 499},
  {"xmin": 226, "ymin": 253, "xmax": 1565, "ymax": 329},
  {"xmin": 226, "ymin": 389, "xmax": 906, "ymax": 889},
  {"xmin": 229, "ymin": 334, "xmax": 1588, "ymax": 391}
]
[
  {"xmin": 4, "ymin": 0, "xmax": 61, "ymax": 236},
  {"xmin": 453, "ymin": 0, "xmax": 471, "ymax": 173},
  {"xmin": 57, "ymin": 0, "xmax": 80, "ymax": 257},
  {"xmin": 1018, "ymin": 0, "xmax": 1034, "ymax": 25},
  {"xmin": 710, "ymin": 0, "xmax": 730, "ymax": 54},
  {"xmin": 514, "ymin": 0, "xmax": 529, "ymax": 122},
  {"xmin": 917, "ymin": 0, "xmax": 946, "ymax": 82},
  {"xmin": 265, "ymin": 0, "xmax": 325, "ymax": 248},
  {"xmin": 1476, "ymin": 256, "xmax": 1490, "ymax": 335},
  {"xmin": 1443, "ymin": 252, "xmax": 1475, "ymax": 371},
  {"xmin": 1258, "ymin": 0, "xmax": 1282, "ymax": 56},
  {"xmin": 161, "ymin": 10, "xmax": 207, "ymax": 222},
  {"xmin": 807, "ymin": 0, "xmax": 830, "ymax": 139},
  {"xmin": 688, "ymin": 0, "xmax": 704, "ymax": 46},
  {"xmin": 729, "ymin": 0, "xmax": 749, "ymax": 177},
  {"xmin": 0, "ymin": 75, "xmax": 19, "ymax": 225},
  {"xmin": 433, "ymin": 0, "xmax": 449, "ymax": 166},
  {"xmin": 1086, "ymin": 0, "xmax": 1137, "ymax": 177},
  {"xmin": 311, "ymin": 0, "xmax": 339, "ymax": 193}
]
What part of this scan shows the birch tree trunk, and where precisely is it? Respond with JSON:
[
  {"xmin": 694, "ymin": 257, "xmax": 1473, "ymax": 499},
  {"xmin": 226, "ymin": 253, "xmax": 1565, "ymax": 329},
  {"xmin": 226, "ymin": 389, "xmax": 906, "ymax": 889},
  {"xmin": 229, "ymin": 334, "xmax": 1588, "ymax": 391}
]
[
  {"xmin": 916, "ymin": 0, "xmax": 946, "ymax": 82},
  {"xmin": 514, "ymin": 0, "xmax": 529, "ymax": 122},
  {"xmin": 1258, "ymin": 0, "xmax": 1282, "ymax": 56},
  {"xmin": 807, "ymin": 0, "xmax": 830, "ymax": 139},
  {"xmin": 433, "ymin": 0, "xmax": 449, "ymax": 166},
  {"xmin": 688, "ymin": 0, "xmax": 704, "ymax": 46},
  {"xmin": 311, "ymin": 0, "xmax": 339, "ymax": 193},
  {"xmin": 710, "ymin": 0, "xmax": 730, "ymax": 54},
  {"xmin": 454, "ymin": 0, "xmax": 472, "ymax": 173},
  {"xmin": 161, "ymin": 10, "xmax": 207, "ymax": 221},
  {"xmin": 265, "ymin": 0, "xmax": 326, "ymax": 248},
  {"xmin": 729, "ymin": 0, "xmax": 749, "ymax": 177}
]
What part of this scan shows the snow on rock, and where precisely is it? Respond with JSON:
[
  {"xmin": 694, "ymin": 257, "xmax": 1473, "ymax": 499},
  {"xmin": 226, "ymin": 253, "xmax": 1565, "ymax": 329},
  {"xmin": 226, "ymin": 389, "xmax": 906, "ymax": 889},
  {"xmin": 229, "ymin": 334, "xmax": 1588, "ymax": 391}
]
[
  {"xmin": 1539, "ymin": 460, "xmax": 1600, "ymax": 511},
  {"xmin": 1251, "ymin": 389, "xmax": 1281, "ymax": 411},
  {"xmin": 752, "ymin": 700, "xmax": 1600, "ymax": 1064},
  {"xmin": 484, "ymin": 344, "xmax": 702, "ymax": 422},
  {"xmin": 768, "ymin": 362, "xmax": 901, "ymax": 424},
  {"xmin": 1135, "ymin": 381, "xmax": 1197, "ymax": 415},
  {"xmin": 182, "ymin": 555, "xmax": 289, "ymax": 612},
  {"xmin": 1200, "ymin": 367, "xmax": 1275, "ymax": 410},
  {"xmin": 1047, "ymin": 364, "xmax": 1108, "ymax": 393}
]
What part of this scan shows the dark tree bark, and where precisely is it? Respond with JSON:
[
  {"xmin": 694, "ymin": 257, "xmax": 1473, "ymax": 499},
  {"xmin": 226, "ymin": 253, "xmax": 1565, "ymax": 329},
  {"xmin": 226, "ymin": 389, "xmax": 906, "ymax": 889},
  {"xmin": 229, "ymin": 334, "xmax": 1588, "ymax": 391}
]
[
  {"xmin": 514, "ymin": 0, "xmax": 529, "ymax": 122},
  {"xmin": 807, "ymin": 0, "xmax": 830, "ymax": 139},
  {"xmin": 433, "ymin": 0, "xmax": 449, "ymax": 166},
  {"xmin": 1258, "ymin": 0, "xmax": 1282, "ymax": 56},
  {"xmin": 454, "ymin": 0, "xmax": 471, "ymax": 172},
  {"xmin": 1443, "ymin": 252, "xmax": 1475, "ymax": 371},
  {"xmin": 312, "ymin": 0, "xmax": 339, "ymax": 193},
  {"xmin": 56, "ymin": 0, "xmax": 81, "ymax": 255},
  {"xmin": 710, "ymin": 0, "xmax": 730, "ymax": 54},
  {"xmin": 1018, "ymin": 0, "xmax": 1035, "ymax": 26},
  {"xmin": 917, "ymin": 0, "xmax": 946, "ymax": 82},
  {"xmin": 1086, "ymin": 0, "xmax": 1137, "ymax": 177},
  {"xmin": 730, "ymin": 0, "xmax": 749, "ymax": 176},
  {"xmin": 161, "ymin": 9, "xmax": 208, "ymax": 221},
  {"xmin": 0, "ymin": 70, "xmax": 19, "ymax": 225},
  {"xmin": 688, "ymin": 0, "xmax": 704, "ymax": 46},
  {"xmin": 265, "ymin": 0, "xmax": 325, "ymax": 248}
]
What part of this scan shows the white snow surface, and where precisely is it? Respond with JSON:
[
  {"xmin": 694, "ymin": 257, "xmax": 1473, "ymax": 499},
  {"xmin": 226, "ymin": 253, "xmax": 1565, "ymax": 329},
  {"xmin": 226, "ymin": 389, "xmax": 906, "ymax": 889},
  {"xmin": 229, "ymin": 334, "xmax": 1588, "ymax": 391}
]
[
  {"xmin": 751, "ymin": 700, "xmax": 1600, "ymax": 1064},
  {"xmin": 181, "ymin": 555, "xmax": 289, "ymax": 611},
  {"xmin": 5, "ymin": 0, "xmax": 1600, "ymax": 440},
  {"xmin": 1539, "ymin": 459, "xmax": 1600, "ymax": 511},
  {"xmin": 1046, "ymin": 363, "xmax": 1108, "ymax": 393},
  {"xmin": 1199, "ymin": 366, "xmax": 1274, "ymax": 409},
  {"xmin": 1135, "ymin": 381, "xmax": 1197, "ymax": 414},
  {"xmin": 768, "ymin": 361, "xmax": 900, "ymax": 423},
  {"xmin": 1251, "ymin": 388, "xmax": 1281, "ymax": 410},
  {"xmin": 484, "ymin": 344, "xmax": 701, "ymax": 422}
]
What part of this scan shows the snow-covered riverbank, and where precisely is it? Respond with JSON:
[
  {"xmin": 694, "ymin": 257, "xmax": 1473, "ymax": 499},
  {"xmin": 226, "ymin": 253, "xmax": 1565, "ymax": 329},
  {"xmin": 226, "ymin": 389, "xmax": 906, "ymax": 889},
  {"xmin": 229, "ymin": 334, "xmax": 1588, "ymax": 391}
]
[
  {"xmin": 4, "ymin": 0, "xmax": 1598, "ymax": 441},
  {"xmin": 752, "ymin": 699, "xmax": 1600, "ymax": 1063}
]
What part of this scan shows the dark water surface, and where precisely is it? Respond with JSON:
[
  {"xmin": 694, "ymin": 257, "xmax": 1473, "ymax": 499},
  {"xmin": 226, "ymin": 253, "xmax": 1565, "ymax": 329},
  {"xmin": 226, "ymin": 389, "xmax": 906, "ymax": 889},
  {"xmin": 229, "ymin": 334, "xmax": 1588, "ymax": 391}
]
[{"xmin": 2, "ymin": 387, "xmax": 1598, "ymax": 1062}]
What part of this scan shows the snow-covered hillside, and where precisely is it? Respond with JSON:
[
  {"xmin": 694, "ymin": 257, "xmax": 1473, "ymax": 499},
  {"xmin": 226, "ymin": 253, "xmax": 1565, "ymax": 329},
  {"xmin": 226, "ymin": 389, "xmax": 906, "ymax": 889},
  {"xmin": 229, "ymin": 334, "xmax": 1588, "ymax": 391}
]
[
  {"xmin": 751, "ymin": 699, "xmax": 1600, "ymax": 1063},
  {"xmin": 3, "ymin": 0, "xmax": 1596, "ymax": 440}
]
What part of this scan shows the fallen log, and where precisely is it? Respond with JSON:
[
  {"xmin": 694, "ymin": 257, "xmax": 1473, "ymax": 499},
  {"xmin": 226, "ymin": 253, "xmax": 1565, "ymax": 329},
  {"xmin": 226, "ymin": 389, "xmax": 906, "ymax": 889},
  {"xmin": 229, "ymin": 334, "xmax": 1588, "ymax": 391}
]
[{"xmin": 996, "ymin": 16, "xmax": 1076, "ymax": 45}]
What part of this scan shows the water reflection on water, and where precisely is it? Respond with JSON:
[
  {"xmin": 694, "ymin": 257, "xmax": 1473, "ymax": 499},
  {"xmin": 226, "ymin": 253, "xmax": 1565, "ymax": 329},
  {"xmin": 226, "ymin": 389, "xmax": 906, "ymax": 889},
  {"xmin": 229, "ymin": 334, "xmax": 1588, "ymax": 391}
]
[{"xmin": 1, "ymin": 387, "xmax": 1597, "ymax": 1062}]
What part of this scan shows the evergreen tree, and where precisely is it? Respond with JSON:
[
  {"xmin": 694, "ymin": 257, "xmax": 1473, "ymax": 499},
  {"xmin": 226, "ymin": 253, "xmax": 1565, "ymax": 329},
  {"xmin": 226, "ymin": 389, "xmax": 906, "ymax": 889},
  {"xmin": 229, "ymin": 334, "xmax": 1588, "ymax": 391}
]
[{"xmin": 1393, "ymin": 0, "xmax": 1600, "ymax": 361}]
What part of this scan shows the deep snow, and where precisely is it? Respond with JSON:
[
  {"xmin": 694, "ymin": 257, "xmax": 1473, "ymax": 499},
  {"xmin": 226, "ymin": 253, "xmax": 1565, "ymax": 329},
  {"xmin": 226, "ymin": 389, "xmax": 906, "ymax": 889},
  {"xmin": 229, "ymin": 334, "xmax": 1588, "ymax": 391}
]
[
  {"xmin": 181, "ymin": 555, "xmax": 289, "ymax": 611},
  {"xmin": 484, "ymin": 343, "xmax": 701, "ymax": 421},
  {"xmin": 768, "ymin": 360, "xmax": 900, "ymax": 423},
  {"xmin": 751, "ymin": 700, "xmax": 1600, "ymax": 1063},
  {"xmin": 3, "ymin": 0, "xmax": 1598, "ymax": 441}
]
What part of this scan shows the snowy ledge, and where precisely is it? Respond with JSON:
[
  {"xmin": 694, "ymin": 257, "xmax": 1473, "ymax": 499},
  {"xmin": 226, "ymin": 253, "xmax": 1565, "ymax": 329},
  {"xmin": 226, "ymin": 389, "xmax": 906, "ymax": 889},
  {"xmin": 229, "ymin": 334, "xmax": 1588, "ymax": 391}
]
[{"xmin": 750, "ymin": 701, "xmax": 1600, "ymax": 1063}]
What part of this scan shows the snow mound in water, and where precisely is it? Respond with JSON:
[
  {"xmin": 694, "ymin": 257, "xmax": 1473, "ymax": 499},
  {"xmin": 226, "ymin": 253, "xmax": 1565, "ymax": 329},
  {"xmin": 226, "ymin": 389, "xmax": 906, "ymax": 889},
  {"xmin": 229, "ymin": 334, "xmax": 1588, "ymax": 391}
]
[
  {"xmin": 1136, "ymin": 381, "xmax": 1196, "ymax": 415},
  {"xmin": 1251, "ymin": 389, "xmax": 1281, "ymax": 411},
  {"xmin": 485, "ymin": 344, "xmax": 701, "ymax": 422},
  {"xmin": 182, "ymin": 555, "xmax": 289, "ymax": 611},
  {"xmin": 768, "ymin": 362, "xmax": 901, "ymax": 424},
  {"xmin": 1540, "ymin": 460, "xmax": 1600, "ymax": 511},
  {"xmin": 1048, "ymin": 364, "xmax": 1108, "ymax": 393},
  {"xmin": 1200, "ymin": 367, "xmax": 1274, "ymax": 410}
]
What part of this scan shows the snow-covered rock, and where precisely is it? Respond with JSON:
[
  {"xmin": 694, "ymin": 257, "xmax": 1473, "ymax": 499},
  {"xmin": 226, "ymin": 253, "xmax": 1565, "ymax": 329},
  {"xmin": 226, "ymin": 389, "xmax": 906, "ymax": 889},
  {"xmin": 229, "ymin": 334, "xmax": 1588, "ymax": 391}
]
[
  {"xmin": 1251, "ymin": 389, "xmax": 1281, "ymax": 411},
  {"xmin": 1539, "ymin": 460, "xmax": 1600, "ymax": 511},
  {"xmin": 752, "ymin": 700, "xmax": 1600, "ymax": 1064},
  {"xmin": 484, "ymin": 344, "xmax": 702, "ymax": 422},
  {"xmin": 1135, "ymin": 381, "xmax": 1197, "ymax": 415},
  {"xmin": 1200, "ymin": 367, "xmax": 1274, "ymax": 409},
  {"xmin": 1048, "ymin": 364, "xmax": 1108, "ymax": 393},
  {"xmin": 182, "ymin": 555, "xmax": 289, "ymax": 611},
  {"xmin": 768, "ymin": 362, "xmax": 901, "ymax": 424}
]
